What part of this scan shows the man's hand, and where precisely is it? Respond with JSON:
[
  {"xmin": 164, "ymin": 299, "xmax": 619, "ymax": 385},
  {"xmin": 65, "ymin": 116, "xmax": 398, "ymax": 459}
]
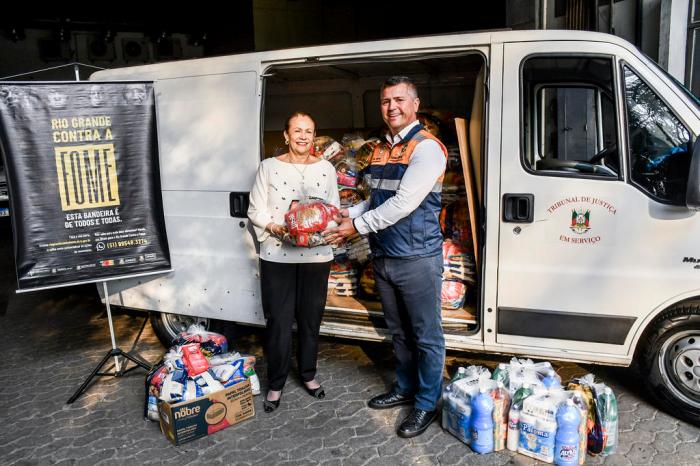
[{"xmin": 323, "ymin": 217, "xmax": 357, "ymax": 245}]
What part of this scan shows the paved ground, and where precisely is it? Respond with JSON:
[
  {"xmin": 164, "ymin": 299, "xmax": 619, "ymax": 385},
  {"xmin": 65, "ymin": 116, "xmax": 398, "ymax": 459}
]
[{"xmin": 0, "ymin": 222, "xmax": 698, "ymax": 465}]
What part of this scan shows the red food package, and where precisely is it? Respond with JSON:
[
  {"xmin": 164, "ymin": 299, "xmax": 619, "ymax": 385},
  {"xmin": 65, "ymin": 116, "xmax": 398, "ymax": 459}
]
[
  {"xmin": 285, "ymin": 200, "xmax": 339, "ymax": 236},
  {"xmin": 441, "ymin": 280, "xmax": 467, "ymax": 310},
  {"xmin": 181, "ymin": 343, "xmax": 210, "ymax": 376}
]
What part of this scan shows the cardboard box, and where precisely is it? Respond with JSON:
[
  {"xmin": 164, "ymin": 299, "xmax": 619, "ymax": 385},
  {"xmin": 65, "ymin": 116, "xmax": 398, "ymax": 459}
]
[{"xmin": 158, "ymin": 379, "xmax": 255, "ymax": 445}]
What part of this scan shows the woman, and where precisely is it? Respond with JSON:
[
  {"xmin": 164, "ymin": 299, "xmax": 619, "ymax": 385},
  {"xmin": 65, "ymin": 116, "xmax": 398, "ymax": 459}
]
[{"xmin": 248, "ymin": 112, "xmax": 340, "ymax": 412}]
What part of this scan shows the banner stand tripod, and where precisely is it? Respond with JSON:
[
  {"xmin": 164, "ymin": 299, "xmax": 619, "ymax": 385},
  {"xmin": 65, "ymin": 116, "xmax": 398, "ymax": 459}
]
[{"xmin": 67, "ymin": 281, "xmax": 152, "ymax": 404}]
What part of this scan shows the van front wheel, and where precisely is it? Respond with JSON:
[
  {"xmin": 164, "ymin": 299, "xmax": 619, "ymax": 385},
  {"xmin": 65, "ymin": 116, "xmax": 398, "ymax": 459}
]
[
  {"xmin": 640, "ymin": 304, "xmax": 700, "ymax": 426},
  {"xmin": 149, "ymin": 312, "xmax": 211, "ymax": 347}
]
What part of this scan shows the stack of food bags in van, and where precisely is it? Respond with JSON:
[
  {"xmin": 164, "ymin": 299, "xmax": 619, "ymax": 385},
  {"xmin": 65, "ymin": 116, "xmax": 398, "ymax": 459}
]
[
  {"xmin": 327, "ymin": 257, "xmax": 358, "ymax": 297},
  {"xmin": 315, "ymin": 134, "xmax": 377, "ymax": 298},
  {"xmin": 417, "ymin": 110, "xmax": 477, "ymax": 313},
  {"xmin": 144, "ymin": 324, "xmax": 260, "ymax": 422}
]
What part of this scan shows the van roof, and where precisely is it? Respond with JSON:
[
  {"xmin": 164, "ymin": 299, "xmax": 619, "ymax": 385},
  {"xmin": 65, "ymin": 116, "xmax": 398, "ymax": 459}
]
[{"xmin": 90, "ymin": 30, "xmax": 638, "ymax": 82}]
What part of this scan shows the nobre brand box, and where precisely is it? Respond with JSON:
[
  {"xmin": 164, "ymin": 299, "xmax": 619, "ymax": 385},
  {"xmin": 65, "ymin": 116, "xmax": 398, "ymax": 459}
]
[{"xmin": 158, "ymin": 379, "xmax": 255, "ymax": 445}]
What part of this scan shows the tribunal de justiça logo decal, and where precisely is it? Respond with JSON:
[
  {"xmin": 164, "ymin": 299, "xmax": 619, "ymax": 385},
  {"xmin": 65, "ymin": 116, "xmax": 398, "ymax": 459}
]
[
  {"xmin": 570, "ymin": 209, "xmax": 590, "ymax": 234},
  {"xmin": 547, "ymin": 196, "xmax": 616, "ymax": 245}
]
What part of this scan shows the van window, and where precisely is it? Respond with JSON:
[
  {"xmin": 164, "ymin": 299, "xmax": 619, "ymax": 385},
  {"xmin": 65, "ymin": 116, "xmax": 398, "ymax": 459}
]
[
  {"xmin": 522, "ymin": 56, "xmax": 620, "ymax": 178},
  {"xmin": 622, "ymin": 66, "xmax": 692, "ymax": 205}
]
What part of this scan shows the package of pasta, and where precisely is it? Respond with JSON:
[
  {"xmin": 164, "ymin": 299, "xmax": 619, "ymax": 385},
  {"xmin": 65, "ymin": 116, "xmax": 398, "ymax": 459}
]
[{"xmin": 283, "ymin": 198, "xmax": 339, "ymax": 247}]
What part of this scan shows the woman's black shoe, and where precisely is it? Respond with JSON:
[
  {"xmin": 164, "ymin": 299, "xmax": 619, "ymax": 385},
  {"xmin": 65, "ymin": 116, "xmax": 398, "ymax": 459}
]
[
  {"xmin": 304, "ymin": 384, "xmax": 325, "ymax": 399},
  {"xmin": 263, "ymin": 392, "xmax": 282, "ymax": 412}
]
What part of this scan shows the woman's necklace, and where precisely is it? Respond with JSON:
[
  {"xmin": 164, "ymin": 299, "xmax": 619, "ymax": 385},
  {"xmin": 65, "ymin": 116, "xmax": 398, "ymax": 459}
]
[{"xmin": 288, "ymin": 153, "xmax": 311, "ymax": 183}]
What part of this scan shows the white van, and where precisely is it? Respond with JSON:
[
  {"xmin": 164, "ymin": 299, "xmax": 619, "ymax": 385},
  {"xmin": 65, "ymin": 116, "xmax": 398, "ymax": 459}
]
[{"xmin": 91, "ymin": 30, "xmax": 700, "ymax": 424}]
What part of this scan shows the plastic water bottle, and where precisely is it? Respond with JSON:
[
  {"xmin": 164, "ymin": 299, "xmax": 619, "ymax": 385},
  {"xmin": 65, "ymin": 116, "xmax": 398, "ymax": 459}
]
[
  {"xmin": 555, "ymin": 399, "xmax": 581, "ymax": 466},
  {"xmin": 492, "ymin": 362, "xmax": 509, "ymax": 386},
  {"xmin": 442, "ymin": 369, "xmax": 466, "ymax": 432},
  {"xmin": 453, "ymin": 366, "xmax": 468, "ymax": 381},
  {"xmin": 599, "ymin": 387, "xmax": 618, "ymax": 455},
  {"xmin": 441, "ymin": 384, "xmax": 455, "ymax": 430},
  {"xmin": 492, "ymin": 382, "xmax": 509, "ymax": 451},
  {"xmin": 507, "ymin": 383, "xmax": 534, "ymax": 451},
  {"xmin": 471, "ymin": 388, "xmax": 494, "ymax": 454}
]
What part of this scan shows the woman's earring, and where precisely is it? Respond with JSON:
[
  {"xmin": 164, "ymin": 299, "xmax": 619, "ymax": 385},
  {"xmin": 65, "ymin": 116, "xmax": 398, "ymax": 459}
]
[{"xmin": 285, "ymin": 140, "xmax": 289, "ymax": 145}]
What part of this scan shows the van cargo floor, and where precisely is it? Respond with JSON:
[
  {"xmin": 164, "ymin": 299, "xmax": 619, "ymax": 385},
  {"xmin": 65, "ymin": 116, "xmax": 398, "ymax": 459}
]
[{"xmin": 324, "ymin": 295, "xmax": 476, "ymax": 334}]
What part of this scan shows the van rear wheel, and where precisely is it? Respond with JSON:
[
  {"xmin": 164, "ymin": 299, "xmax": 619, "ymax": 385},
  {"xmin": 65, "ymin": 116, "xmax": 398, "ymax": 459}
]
[
  {"xmin": 149, "ymin": 312, "xmax": 211, "ymax": 347},
  {"xmin": 640, "ymin": 304, "xmax": 700, "ymax": 426}
]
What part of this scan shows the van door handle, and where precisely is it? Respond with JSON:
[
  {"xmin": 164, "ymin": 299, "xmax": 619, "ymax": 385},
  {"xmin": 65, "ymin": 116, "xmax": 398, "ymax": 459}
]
[
  {"xmin": 502, "ymin": 193, "xmax": 534, "ymax": 223},
  {"xmin": 230, "ymin": 192, "xmax": 249, "ymax": 218}
]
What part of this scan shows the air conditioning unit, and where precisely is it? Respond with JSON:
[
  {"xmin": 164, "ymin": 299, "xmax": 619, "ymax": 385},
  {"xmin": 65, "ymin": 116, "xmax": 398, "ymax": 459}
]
[
  {"xmin": 122, "ymin": 38, "xmax": 150, "ymax": 63},
  {"xmin": 88, "ymin": 36, "xmax": 116, "ymax": 62}
]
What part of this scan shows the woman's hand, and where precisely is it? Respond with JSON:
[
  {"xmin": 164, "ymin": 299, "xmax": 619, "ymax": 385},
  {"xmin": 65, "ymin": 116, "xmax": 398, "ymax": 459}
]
[{"xmin": 267, "ymin": 223, "xmax": 287, "ymax": 238}]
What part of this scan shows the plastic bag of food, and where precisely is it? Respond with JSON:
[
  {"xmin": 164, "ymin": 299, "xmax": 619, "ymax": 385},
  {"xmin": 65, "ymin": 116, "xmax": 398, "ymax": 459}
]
[
  {"xmin": 313, "ymin": 136, "xmax": 344, "ymax": 162},
  {"xmin": 328, "ymin": 258, "xmax": 358, "ymax": 297},
  {"xmin": 442, "ymin": 239, "xmax": 475, "ymax": 283},
  {"xmin": 144, "ymin": 361, "xmax": 168, "ymax": 421},
  {"xmin": 333, "ymin": 155, "xmax": 357, "ymax": 188},
  {"xmin": 563, "ymin": 389, "xmax": 591, "ymax": 465},
  {"xmin": 347, "ymin": 234, "xmax": 371, "ymax": 264},
  {"xmin": 518, "ymin": 390, "xmax": 566, "ymax": 462},
  {"xmin": 506, "ymin": 358, "xmax": 550, "ymax": 397},
  {"xmin": 283, "ymin": 198, "xmax": 339, "ymax": 247},
  {"xmin": 172, "ymin": 323, "xmax": 228, "ymax": 357},
  {"xmin": 490, "ymin": 381, "xmax": 510, "ymax": 451},
  {"xmin": 359, "ymin": 262, "xmax": 378, "ymax": 298},
  {"xmin": 341, "ymin": 133, "xmax": 366, "ymax": 156},
  {"xmin": 568, "ymin": 374, "xmax": 618, "ymax": 456},
  {"xmin": 442, "ymin": 366, "xmax": 492, "ymax": 444},
  {"xmin": 339, "ymin": 188, "xmax": 363, "ymax": 208},
  {"xmin": 354, "ymin": 139, "xmax": 379, "ymax": 172},
  {"xmin": 441, "ymin": 280, "xmax": 467, "ymax": 310},
  {"xmin": 440, "ymin": 199, "xmax": 473, "ymax": 250}
]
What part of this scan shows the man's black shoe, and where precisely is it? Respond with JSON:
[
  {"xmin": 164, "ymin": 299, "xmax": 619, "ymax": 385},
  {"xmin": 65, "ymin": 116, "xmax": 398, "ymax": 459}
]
[
  {"xmin": 367, "ymin": 390, "xmax": 414, "ymax": 409},
  {"xmin": 397, "ymin": 408, "xmax": 438, "ymax": 438}
]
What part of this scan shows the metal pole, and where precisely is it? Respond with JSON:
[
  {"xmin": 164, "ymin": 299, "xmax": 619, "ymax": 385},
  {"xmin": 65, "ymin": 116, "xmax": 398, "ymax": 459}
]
[
  {"xmin": 73, "ymin": 63, "xmax": 80, "ymax": 81},
  {"xmin": 609, "ymin": 0, "xmax": 615, "ymax": 34},
  {"xmin": 102, "ymin": 281, "xmax": 121, "ymax": 372},
  {"xmin": 538, "ymin": 0, "xmax": 548, "ymax": 30}
]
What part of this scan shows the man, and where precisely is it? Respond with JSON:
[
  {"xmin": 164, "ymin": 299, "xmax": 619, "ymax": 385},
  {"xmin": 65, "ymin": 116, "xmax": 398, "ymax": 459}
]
[
  {"xmin": 325, "ymin": 76, "xmax": 447, "ymax": 438},
  {"xmin": 123, "ymin": 83, "xmax": 147, "ymax": 105}
]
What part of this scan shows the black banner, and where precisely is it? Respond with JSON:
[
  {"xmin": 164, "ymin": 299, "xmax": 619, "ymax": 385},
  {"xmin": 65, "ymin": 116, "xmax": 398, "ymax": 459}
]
[{"xmin": 0, "ymin": 82, "xmax": 171, "ymax": 290}]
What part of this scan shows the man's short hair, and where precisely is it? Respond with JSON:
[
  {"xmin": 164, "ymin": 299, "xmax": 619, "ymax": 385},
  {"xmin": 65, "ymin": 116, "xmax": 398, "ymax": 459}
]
[{"xmin": 380, "ymin": 76, "xmax": 418, "ymax": 98}]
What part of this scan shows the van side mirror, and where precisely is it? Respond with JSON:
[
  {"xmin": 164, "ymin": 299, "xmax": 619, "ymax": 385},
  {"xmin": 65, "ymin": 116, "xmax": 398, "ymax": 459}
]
[{"xmin": 687, "ymin": 136, "xmax": 700, "ymax": 209}]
